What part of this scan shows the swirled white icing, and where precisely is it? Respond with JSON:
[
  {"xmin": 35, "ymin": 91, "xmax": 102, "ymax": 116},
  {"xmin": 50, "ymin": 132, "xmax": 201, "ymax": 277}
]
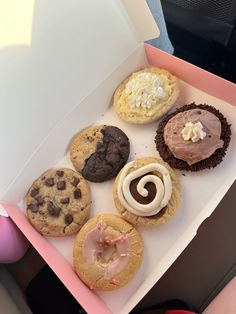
[{"xmin": 117, "ymin": 162, "xmax": 172, "ymax": 216}]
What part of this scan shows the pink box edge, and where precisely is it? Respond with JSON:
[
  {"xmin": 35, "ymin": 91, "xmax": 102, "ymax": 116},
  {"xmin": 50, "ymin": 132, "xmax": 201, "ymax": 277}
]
[{"xmin": 144, "ymin": 43, "xmax": 236, "ymax": 107}]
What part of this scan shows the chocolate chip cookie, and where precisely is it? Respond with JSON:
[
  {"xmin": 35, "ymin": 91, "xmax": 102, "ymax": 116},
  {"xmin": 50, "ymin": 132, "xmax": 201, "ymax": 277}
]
[
  {"xmin": 70, "ymin": 125, "xmax": 130, "ymax": 182},
  {"xmin": 25, "ymin": 168, "xmax": 91, "ymax": 237}
]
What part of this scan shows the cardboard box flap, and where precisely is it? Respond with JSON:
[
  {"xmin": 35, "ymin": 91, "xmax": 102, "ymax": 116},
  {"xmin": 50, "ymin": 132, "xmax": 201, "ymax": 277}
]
[
  {"xmin": 120, "ymin": 0, "xmax": 160, "ymax": 42},
  {"xmin": 0, "ymin": 0, "xmax": 159, "ymax": 197}
]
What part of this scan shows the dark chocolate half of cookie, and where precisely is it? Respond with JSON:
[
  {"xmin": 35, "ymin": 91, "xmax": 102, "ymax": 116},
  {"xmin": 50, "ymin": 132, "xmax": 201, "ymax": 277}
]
[
  {"xmin": 155, "ymin": 103, "xmax": 231, "ymax": 171},
  {"xmin": 82, "ymin": 126, "xmax": 130, "ymax": 182}
]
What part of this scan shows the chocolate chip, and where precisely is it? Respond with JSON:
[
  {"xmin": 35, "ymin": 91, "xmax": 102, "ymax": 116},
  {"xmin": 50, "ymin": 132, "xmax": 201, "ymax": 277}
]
[
  {"xmin": 56, "ymin": 170, "xmax": 64, "ymax": 177},
  {"xmin": 86, "ymin": 136, "xmax": 94, "ymax": 142},
  {"xmin": 28, "ymin": 203, "xmax": 38, "ymax": 213},
  {"xmin": 65, "ymin": 213, "xmax": 73, "ymax": 225},
  {"xmin": 71, "ymin": 177, "xmax": 80, "ymax": 187},
  {"xmin": 47, "ymin": 202, "xmax": 61, "ymax": 217},
  {"xmin": 35, "ymin": 195, "xmax": 44, "ymax": 206},
  {"xmin": 41, "ymin": 176, "xmax": 45, "ymax": 180},
  {"xmin": 30, "ymin": 188, "xmax": 39, "ymax": 197},
  {"xmin": 45, "ymin": 178, "xmax": 54, "ymax": 187},
  {"xmin": 74, "ymin": 188, "xmax": 81, "ymax": 199},
  {"xmin": 57, "ymin": 181, "xmax": 66, "ymax": 190},
  {"xmin": 198, "ymin": 111, "xmax": 202, "ymax": 114},
  {"xmin": 60, "ymin": 197, "xmax": 70, "ymax": 204}
]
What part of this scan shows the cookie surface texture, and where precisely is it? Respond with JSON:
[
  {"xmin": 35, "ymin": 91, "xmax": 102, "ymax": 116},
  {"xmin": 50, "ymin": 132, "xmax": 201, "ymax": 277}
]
[
  {"xmin": 113, "ymin": 157, "xmax": 180, "ymax": 227},
  {"xmin": 73, "ymin": 213, "xmax": 143, "ymax": 291},
  {"xmin": 155, "ymin": 103, "xmax": 231, "ymax": 171},
  {"xmin": 113, "ymin": 67, "xmax": 179, "ymax": 124},
  {"xmin": 26, "ymin": 168, "xmax": 91, "ymax": 236},
  {"xmin": 70, "ymin": 125, "xmax": 130, "ymax": 182}
]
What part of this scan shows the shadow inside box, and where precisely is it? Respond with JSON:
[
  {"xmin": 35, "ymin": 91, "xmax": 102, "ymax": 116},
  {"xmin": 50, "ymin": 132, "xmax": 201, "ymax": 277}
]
[
  {"xmin": 166, "ymin": 22, "xmax": 236, "ymax": 84},
  {"xmin": 26, "ymin": 265, "xmax": 86, "ymax": 314},
  {"xmin": 26, "ymin": 264, "xmax": 199, "ymax": 314}
]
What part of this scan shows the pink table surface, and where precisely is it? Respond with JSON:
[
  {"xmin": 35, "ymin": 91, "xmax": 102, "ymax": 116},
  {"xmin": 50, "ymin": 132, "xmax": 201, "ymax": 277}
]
[{"xmin": 203, "ymin": 276, "xmax": 236, "ymax": 314}]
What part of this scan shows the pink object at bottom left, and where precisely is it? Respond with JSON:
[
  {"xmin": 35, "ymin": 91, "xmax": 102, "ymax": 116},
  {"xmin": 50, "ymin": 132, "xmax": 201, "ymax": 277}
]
[{"xmin": 0, "ymin": 215, "xmax": 29, "ymax": 263}]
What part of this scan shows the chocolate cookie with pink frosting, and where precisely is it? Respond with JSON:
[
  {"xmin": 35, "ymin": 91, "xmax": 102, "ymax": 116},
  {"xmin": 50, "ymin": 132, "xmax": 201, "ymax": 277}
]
[{"xmin": 155, "ymin": 103, "xmax": 231, "ymax": 171}]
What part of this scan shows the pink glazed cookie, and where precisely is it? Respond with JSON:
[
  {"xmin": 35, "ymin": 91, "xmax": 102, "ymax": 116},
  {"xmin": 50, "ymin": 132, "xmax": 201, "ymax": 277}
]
[{"xmin": 73, "ymin": 214, "xmax": 143, "ymax": 291}]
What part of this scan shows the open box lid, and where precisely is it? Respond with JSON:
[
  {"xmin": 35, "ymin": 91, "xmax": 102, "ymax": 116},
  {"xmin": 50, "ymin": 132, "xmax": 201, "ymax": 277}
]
[{"xmin": 0, "ymin": 0, "xmax": 159, "ymax": 200}]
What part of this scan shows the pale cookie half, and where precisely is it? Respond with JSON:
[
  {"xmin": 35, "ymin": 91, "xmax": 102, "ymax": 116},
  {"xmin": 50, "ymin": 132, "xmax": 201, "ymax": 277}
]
[
  {"xmin": 73, "ymin": 213, "xmax": 143, "ymax": 291},
  {"xmin": 113, "ymin": 67, "xmax": 179, "ymax": 124},
  {"xmin": 113, "ymin": 157, "xmax": 180, "ymax": 227},
  {"xmin": 26, "ymin": 168, "xmax": 91, "ymax": 237}
]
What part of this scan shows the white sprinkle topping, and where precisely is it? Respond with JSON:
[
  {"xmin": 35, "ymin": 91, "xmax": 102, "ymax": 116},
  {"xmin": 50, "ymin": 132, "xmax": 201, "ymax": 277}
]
[
  {"xmin": 125, "ymin": 72, "xmax": 167, "ymax": 109},
  {"xmin": 181, "ymin": 121, "xmax": 206, "ymax": 142}
]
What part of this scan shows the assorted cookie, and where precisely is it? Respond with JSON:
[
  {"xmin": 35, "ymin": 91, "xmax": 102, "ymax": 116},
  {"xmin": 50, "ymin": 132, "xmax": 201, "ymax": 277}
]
[
  {"xmin": 24, "ymin": 65, "xmax": 233, "ymax": 293},
  {"xmin": 73, "ymin": 214, "xmax": 143, "ymax": 291},
  {"xmin": 113, "ymin": 157, "xmax": 180, "ymax": 227},
  {"xmin": 70, "ymin": 125, "xmax": 130, "ymax": 182},
  {"xmin": 155, "ymin": 103, "xmax": 231, "ymax": 171},
  {"xmin": 26, "ymin": 168, "xmax": 91, "ymax": 237},
  {"xmin": 113, "ymin": 67, "xmax": 179, "ymax": 124}
]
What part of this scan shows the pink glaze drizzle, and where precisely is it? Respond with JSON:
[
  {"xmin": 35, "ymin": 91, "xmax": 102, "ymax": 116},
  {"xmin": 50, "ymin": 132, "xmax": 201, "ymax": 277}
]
[
  {"xmin": 83, "ymin": 221, "xmax": 130, "ymax": 280},
  {"xmin": 111, "ymin": 278, "xmax": 120, "ymax": 285}
]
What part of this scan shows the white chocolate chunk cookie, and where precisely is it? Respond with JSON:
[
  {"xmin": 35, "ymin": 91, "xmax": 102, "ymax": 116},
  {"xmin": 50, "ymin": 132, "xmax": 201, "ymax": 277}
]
[{"xmin": 113, "ymin": 67, "xmax": 179, "ymax": 124}]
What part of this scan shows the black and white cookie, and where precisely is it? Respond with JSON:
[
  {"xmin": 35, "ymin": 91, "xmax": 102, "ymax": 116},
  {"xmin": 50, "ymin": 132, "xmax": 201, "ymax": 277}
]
[
  {"xmin": 70, "ymin": 125, "xmax": 130, "ymax": 182},
  {"xmin": 25, "ymin": 168, "xmax": 91, "ymax": 236}
]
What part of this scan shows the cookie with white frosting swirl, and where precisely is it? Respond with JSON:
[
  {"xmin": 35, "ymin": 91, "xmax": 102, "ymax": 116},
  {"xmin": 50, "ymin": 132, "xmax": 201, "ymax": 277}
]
[{"xmin": 113, "ymin": 157, "xmax": 180, "ymax": 227}]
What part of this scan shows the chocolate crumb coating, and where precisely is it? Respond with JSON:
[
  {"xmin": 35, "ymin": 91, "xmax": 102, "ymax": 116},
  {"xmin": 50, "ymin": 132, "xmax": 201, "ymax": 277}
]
[
  {"xmin": 155, "ymin": 103, "xmax": 231, "ymax": 171},
  {"xmin": 82, "ymin": 126, "xmax": 130, "ymax": 182}
]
